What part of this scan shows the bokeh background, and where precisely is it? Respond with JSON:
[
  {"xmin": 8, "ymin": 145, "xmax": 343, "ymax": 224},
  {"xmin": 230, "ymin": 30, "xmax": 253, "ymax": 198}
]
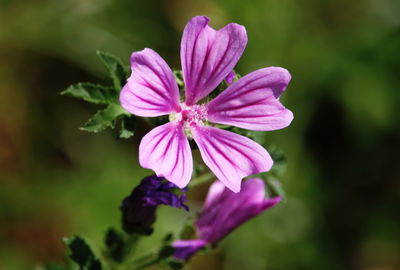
[{"xmin": 1, "ymin": 0, "xmax": 399, "ymax": 269}]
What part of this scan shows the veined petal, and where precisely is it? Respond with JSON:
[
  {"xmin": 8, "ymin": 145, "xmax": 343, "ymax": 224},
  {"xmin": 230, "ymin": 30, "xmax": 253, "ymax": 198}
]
[
  {"xmin": 191, "ymin": 126, "xmax": 272, "ymax": 192},
  {"xmin": 197, "ymin": 178, "xmax": 281, "ymax": 243},
  {"xmin": 180, "ymin": 16, "xmax": 247, "ymax": 105},
  {"xmin": 139, "ymin": 122, "xmax": 193, "ymax": 188},
  {"xmin": 207, "ymin": 67, "xmax": 293, "ymax": 131},
  {"xmin": 120, "ymin": 48, "xmax": 181, "ymax": 117}
]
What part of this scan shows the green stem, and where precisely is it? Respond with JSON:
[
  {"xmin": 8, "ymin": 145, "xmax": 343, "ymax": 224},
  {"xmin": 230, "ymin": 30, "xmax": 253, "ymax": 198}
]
[
  {"xmin": 129, "ymin": 252, "xmax": 159, "ymax": 270},
  {"xmin": 124, "ymin": 234, "xmax": 140, "ymax": 260},
  {"xmin": 187, "ymin": 172, "xmax": 214, "ymax": 189},
  {"xmin": 131, "ymin": 258, "xmax": 159, "ymax": 270}
]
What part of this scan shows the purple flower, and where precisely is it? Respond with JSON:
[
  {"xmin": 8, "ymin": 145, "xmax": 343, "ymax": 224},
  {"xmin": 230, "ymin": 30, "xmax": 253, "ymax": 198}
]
[
  {"xmin": 121, "ymin": 175, "xmax": 188, "ymax": 235},
  {"xmin": 120, "ymin": 16, "xmax": 293, "ymax": 192},
  {"xmin": 172, "ymin": 178, "xmax": 281, "ymax": 260}
]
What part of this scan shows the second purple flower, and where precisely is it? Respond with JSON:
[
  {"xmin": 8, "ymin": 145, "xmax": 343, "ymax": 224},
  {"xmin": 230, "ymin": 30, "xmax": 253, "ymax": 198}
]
[
  {"xmin": 120, "ymin": 16, "xmax": 293, "ymax": 192},
  {"xmin": 172, "ymin": 178, "xmax": 281, "ymax": 260}
]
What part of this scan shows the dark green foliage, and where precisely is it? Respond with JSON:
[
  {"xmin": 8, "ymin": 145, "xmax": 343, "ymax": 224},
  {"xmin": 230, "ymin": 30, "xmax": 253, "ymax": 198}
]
[
  {"xmin": 61, "ymin": 83, "xmax": 118, "ymax": 104},
  {"xmin": 61, "ymin": 51, "xmax": 139, "ymax": 138},
  {"xmin": 96, "ymin": 51, "xmax": 128, "ymax": 91},
  {"xmin": 104, "ymin": 229, "xmax": 125, "ymax": 263},
  {"xmin": 267, "ymin": 146, "xmax": 287, "ymax": 178},
  {"xmin": 64, "ymin": 236, "xmax": 102, "ymax": 270},
  {"xmin": 80, "ymin": 104, "xmax": 126, "ymax": 133},
  {"xmin": 257, "ymin": 146, "xmax": 288, "ymax": 198}
]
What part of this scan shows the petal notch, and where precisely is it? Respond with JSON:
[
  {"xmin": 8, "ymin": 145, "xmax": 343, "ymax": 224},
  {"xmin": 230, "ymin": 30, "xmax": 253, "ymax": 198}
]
[
  {"xmin": 181, "ymin": 16, "xmax": 247, "ymax": 105},
  {"xmin": 120, "ymin": 48, "xmax": 181, "ymax": 117}
]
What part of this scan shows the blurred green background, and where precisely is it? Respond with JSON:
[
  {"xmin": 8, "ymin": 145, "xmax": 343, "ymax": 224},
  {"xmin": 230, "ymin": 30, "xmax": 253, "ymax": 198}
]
[{"xmin": 1, "ymin": 0, "xmax": 399, "ymax": 269}]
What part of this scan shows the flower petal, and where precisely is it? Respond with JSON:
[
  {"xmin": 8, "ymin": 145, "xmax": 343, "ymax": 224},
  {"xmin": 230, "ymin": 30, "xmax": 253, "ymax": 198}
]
[
  {"xmin": 172, "ymin": 239, "xmax": 207, "ymax": 261},
  {"xmin": 207, "ymin": 67, "xmax": 293, "ymax": 131},
  {"xmin": 180, "ymin": 16, "xmax": 247, "ymax": 105},
  {"xmin": 203, "ymin": 180, "xmax": 226, "ymax": 209},
  {"xmin": 191, "ymin": 126, "xmax": 272, "ymax": 192},
  {"xmin": 120, "ymin": 48, "xmax": 181, "ymax": 117},
  {"xmin": 139, "ymin": 122, "xmax": 193, "ymax": 188},
  {"xmin": 196, "ymin": 178, "xmax": 281, "ymax": 243}
]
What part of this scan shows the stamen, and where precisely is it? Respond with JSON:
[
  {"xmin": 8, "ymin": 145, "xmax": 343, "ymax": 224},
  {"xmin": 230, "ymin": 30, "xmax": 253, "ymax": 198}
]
[{"xmin": 169, "ymin": 104, "xmax": 208, "ymax": 137}]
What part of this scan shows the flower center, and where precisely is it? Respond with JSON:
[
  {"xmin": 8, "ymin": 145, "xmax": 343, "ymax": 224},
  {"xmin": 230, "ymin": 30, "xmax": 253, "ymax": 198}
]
[
  {"xmin": 169, "ymin": 104, "xmax": 207, "ymax": 136},
  {"xmin": 181, "ymin": 105, "xmax": 207, "ymax": 124}
]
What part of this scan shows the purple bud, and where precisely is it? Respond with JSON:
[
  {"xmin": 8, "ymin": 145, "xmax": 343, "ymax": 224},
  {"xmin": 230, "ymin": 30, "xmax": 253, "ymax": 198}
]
[
  {"xmin": 121, "ymin": 175, "xmax": 188, "ymax": 235},
  {"xmin": 224, "ymin": 71, "xmax": 235, "ymax": 85}
]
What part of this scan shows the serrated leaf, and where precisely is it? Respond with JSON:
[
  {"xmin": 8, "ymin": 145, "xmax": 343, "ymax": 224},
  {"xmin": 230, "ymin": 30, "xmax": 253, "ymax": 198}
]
[
  {"xmin": 97, "ymin": 51, "xmax": 128, "ymax": 91},
  {"xmin": 119, "ymin": 129, "xmax": 134, "ymax": 139},
  {"xmin": 61, "ymin": 83, "xmax": 118, "ymax": 104},
  {"xmin": 81, "ymin": 104, "xmax": 126, "ymax": 133},
  {"xmin": 64, "ymin": 236, "xmax": 102, "ymax": 270},
  {"xmin": 119, "ymin": 116, "xmax": 136, "ymax": 139}
]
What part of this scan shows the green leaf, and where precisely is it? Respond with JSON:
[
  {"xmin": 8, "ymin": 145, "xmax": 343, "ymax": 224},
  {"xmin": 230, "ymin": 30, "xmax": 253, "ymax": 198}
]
[
  {"xmin": 119, "ymin": 116, "xmax": 136, "ymax": 139},
  {"xmin": 97, "ymin": 51, "xmax": 128, "ymax": 91},
  {"xmin": 81, "ymin": 104, "xmax": 126, "ymax": 133},
  {"xmin": 61, "ymin": 83, "xmax": 118, "ymax": 104},
  {"xmin": 64, "ymin": 236, "xmax": 102, "ymax": 270},
  {"xmin": 44, "ymin": 263, "xmax": 68, "ymax": 270}
]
